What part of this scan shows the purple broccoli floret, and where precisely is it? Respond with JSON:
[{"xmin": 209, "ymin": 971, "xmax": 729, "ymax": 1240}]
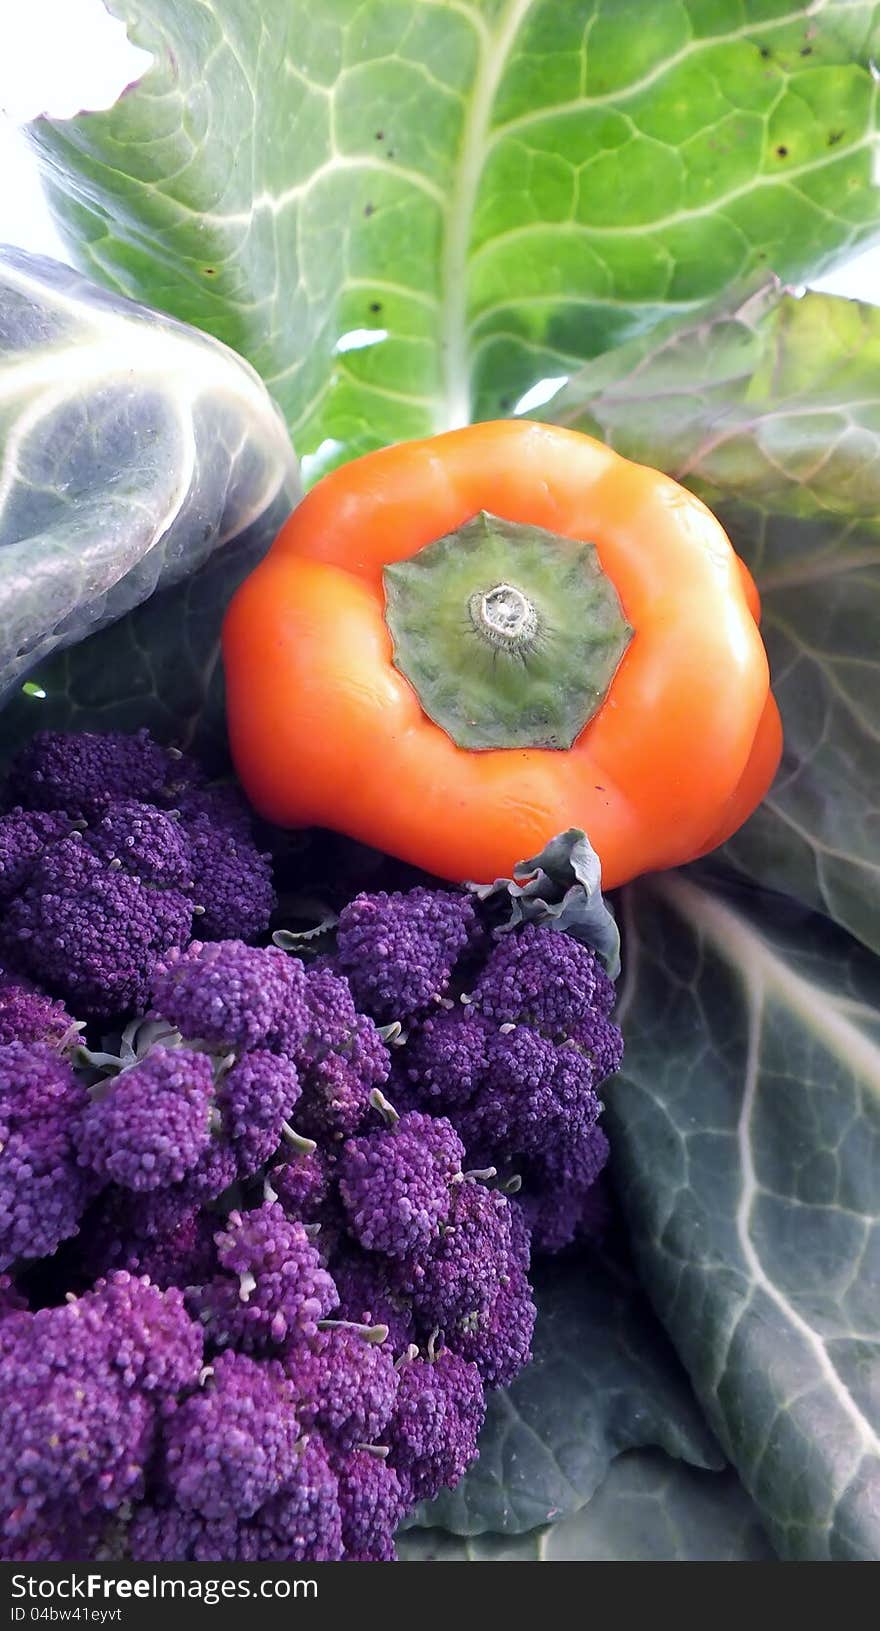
[
  {"xmin": 75, "ymin": 1046, "xmax": 214, "ymax": 1192},
  {"xmin": 244, "ymin": 1438, "xmax": 343, "ymax": 1561},
  {"xmin": 339, "ymin": 1111, "xmax": 463, "ymax": 1258},
  {"xmin": 329, "ymin": 1249, "xmax": 416, "ymax": 1356},
  {"xmin": 183, "ymin": 1140, "xmax": 240, "ymax": 1205},
  {"xmin": 446, "ymin": 1261, "xmax": 536, "ymax": 1388},
  {"xmin": 1, "ymin": 837, "xmax": 193, "ymax": 1018},
  {"xmin": 0, "ymin": 1276, "xmax": 201, "ymax": 1549},
  {"xmin": 76, "ymin": 1272, "xmax": 203, "ymax": 1397},
  {"xmin": 81, "ymin": 1194, "xmax": 217, "ymax": 1292},
  {"xmin": 0, "ymin": 1040, "xmax": 96, "ymax": 1269},
  {"xmin": 403, "ymin": 1009, "xmax": 491, "ymax": 1107},
  {"xmin": 163, "ymin": 1351, "xmax": 302, "ymax": 1520},
  {"xmin": 387, "ymin": 1349, "xmax": 485, "ymax": 1504},
  {"xmin": 0, "ymin": 733, "xmax": 276, "ymax": 1017},
  {"xmin": 284, "ymin": 1325, "xmax": 398, "ymax": 1454},
  {"xmin": 0, "ymin": 809, "xmax": 72, "ymax": 902},
  {"xmin": 152, "ymin": 940, "xmax": 308, "ymax": 1054},
  {"xmin": 197, "ymin": 1204, "xmax": 337, "ymax": 1352},
  {"xmin": 86, "ymin": 800, "xmax": 192, "ymax": 886},
  {"xmin": 5, "ymin": 729, "xmax": 182, "ymax": 818},
  {"xmin": 0, "ymin": 973, "xmax": 79, "ymax": 1050},
  {"xmin": 186, "ymin": 816, "xmax": 276, "ymax": 943},
  {"xmin": 397, "ymin": 914, "xmax": 621, "ymax": 1254},
  {"xmin": 520, "ymin": 1126, "xmax": 611, "ymax": 1253},
  {"xmin": 171, "ymin": 781, "xmax": 253, "ymax": 839},
  {"xmin": 471, "ymin": 921, "xmax": 616, "ymax": 1037},
  {"xmin": 128, "ymin": 1502, "xmax": 240, "ymax": 1563},
  {"xmin": 276, "ymin": 966, "xmax": 391, "ymax": 1139},
  {"xmin": 271, "ymin": 1146, "xmax": 333, "ymax": 1223},
  {"xmin": 295, "ymin": 1050, "xmax": 374, "ymax": 1141},
  {"xmin": 219, "ymin": 1050, "xmax": 301, "ymax": 1177},
  {"xmin": 458, "ymin": 1029, "xmax": 606, "ymax": 1165},
  {"xmin": 397, "ymin": 1179, "xmax": 518, "ymax": 1328},
  {"xmin": 336, "ymin": 886, "xmax": 477, "ymax": 1023},
  {"xmin": 336, "ymin": 1449, "xmax": 405, "ymax": 1561}
]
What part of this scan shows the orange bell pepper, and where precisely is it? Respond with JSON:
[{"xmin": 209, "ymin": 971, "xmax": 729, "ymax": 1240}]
[{"xmin": 223, "ymin": 420, "xmax": 780, "ymax": 889}]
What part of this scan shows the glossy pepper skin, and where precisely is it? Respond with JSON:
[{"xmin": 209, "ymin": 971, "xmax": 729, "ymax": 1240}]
[{"xmin": 222, "ymin": 421, "xmax": 781, "ymax": 890}]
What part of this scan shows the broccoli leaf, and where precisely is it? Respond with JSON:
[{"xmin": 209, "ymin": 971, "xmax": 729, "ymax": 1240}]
[
  {"xmin": 412, "ymin": 1240, "xmax": 722, "ymax": 1536},
  {"xmin": 399, "ymin": 1449, "xmax": 774, "ymax": 1561},
  {"xmin": 25, "ymin": 1, "xmax": 880, "ymax": 466},
  {"xmin": 0, "ymin": 247, "xmax": 298, "ymax": 715},
  {"xmin": 609, "ymin": 872, "xmax": 880, "ymax": 1561},
  {"xmin": 469, "ymin": 827, "xmax": 621, "ymax": 977},
  {"xmin": 547, "ymin": 284, "xmax": 880, "ymax": 955},
  {"xmin": 0, "ymin": 511, "xmax": 288, "ymax": 773}
]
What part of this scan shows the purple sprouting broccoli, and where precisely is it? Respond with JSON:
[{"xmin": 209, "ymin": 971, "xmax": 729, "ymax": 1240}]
[
  {"xmin": 0, "ymin": 973, "xmax": 80, "ymax": 1050},
  {"xmin": 284, "ymin": 1324, "xmax": 398, "ymax": 1454},
  {"xmin": 86, "ymin": 799, "xmax": 192, "ymax": 885},
  {"xmin": 196, "ymin": 1203, "xmax": 337, "ymax": 1352},
  {"xmin": 151, "ymin": 941, "xmax": 308, "ymax": 1054},
  {"xmin": 446, "ymin": 1261, "xmax": 536, "ymax": 1389},
  {"xmin": 456, "ymin": 1029, "xmax": 606, "ymax": 1168},
  {"xmin": 243, "ymin": 1439, "xmax": 343, "ymax": 1562},
  {"xmin": 0, "ymin": 1040, "xmax": 97, "ymax": 1269},
  {"xmin": 186, "ymin": 815, "xmax": 277, "ymax": 943},
  {"xmin": 217, "ymin": 1050, "xmax": 301, "ymax": 1178},
  {"xmin": 0, "ymin": 731, "xmax": 276, "ymax": 1018},
  {"xmin": 336, "ymin": 1449, "xmax": 405, "ymax": 1561},
  {"xmin": 470, "ymin": 921, "xmax": 617, "ymax": 1037},
  {"xmin": 270, "ymin": 1146, "xmax": 333, "ymax": 1223},
  {"xmin": 1, "ymin": 836, "xmax": 194, "ymax": 1019},
  {"xmin": 452, "ymin": 1025, "xmax": 559, "ymax": 1159},
  {"xmin": 83, "ymin": 1196, "xmax": 218, "ymax": 1293},
  {"xmin": 0, "ymin": 809, "xmax": 73, "ymax": 902},
  {"xmin": 5, "ymin": 729, "xmax": 185, "ymax": 818},
  {"xmin": 132, "ymin": 1439, "xmax": 344, "ymax": 1563},
  {"xmin": 518, "ymin": 1126, "xmax": 611, "ymax": 1253},
  {"xmin": 128, "ymin": 1502, "xmax": 241, "ymax": 1563},
  {"xmin": 163, "ymin": 1351, "xmax": 302, "ymax": 1521},
  {"xmin": 399, "ymin": 919, "xmax": 621, "ymax": 1248},
  {"xmin": 387, "ymin": 1348, "xmax": 485, "ymax": 1504},
  {"xmin": 338, "ymin": 1110, "xmax": 464, "ymax": 1258},
  {"xmin": 75, "ymin": 1047, "xmax": 214, "ymax": 1193},
  {"xmin": 282, "ymin": 966, "xmax": 391, "ymax": 1140},
  {"xmin": 75, "ymin": 1272, "xmax": 203, "ymax": 1398},
  {"xmin": 329, "ymin": 1249, "xmax": 416, "ymax": 1357},
  {"xmin": 0, "ymin": 1504, "xmax": 105, "ymax": 1564},
  {"xmin": 396, "ymin": 1178, "xmax": 518, "ymax": 1329},
  {"xmin": 0, "ymin": 1276, "xmax": 201, "ymax": 1553},
  {"xmin": 402, "ymin": 1009, "xmax": 491, "ymax": 1107},
  {"xmin": 336, "ymin": 886, "xmax": 477, "ymax": 1024}
]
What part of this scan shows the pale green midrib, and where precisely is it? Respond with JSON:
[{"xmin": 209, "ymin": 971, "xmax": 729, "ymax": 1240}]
[
  {"xmin": 438, "ymin": 0, "xmax": 536, "ymax": 430},
  {"xmin": 655, "ymin": 873, "xmax": 880, "ymax": 1098},
  {"xmin": 617, "ymin": 877, "xmax": 880, "ymax": 1496}
]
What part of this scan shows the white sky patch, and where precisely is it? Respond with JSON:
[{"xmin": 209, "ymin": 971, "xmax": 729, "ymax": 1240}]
[
  {"xmin": 300, "ymin": 438, "xmax": 345, "ymax": 485},
  {"xmin": 332, "ymin": 328, "xmax": 389, "ymax": 355},
  {"xmin": 0, "ymin": 0, "xmax": 151, "ymax": 121},
  {"xmin": 512, "ymin": 375, "xmax": 569, "ymax": 416}
]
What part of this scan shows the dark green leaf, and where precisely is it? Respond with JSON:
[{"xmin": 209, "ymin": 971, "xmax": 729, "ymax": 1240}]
[
  {"xmin": 0, "ymin": 501, "xmax": 289, "ymax": 772},
  {"xmin": 470, "ymin": 827, "xmax": 621, "ymax": 977},
  {"xmin": 610, "ymin": 872, "xmax": 880, "ymax": 1560},
  {"xmin": 0, "ymin": 247, "xmax": 298, "ymax": 715},
  {"xmin": 411, "ymin": 1242, "xmax": 722, "ymax": 1536},
  {"xmin": 398, "ymin": 1449, "xmax": 774, "ymax": 1560},
  {"xmin": 549, "ymin": 284, "xmax": 880, "ymax": 953},
  {"xmin": 26, "ymin": 2, "xmax": 880, "ymax": 464}
]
